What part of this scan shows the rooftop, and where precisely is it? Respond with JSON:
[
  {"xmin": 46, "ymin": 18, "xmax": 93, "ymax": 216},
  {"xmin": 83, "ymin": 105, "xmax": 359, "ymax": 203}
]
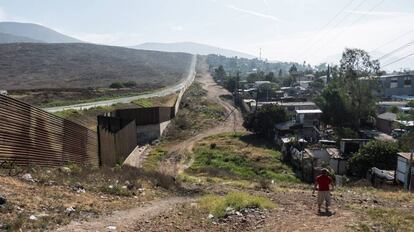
[
  {"xmin": 295, "ymin": 109, "xmax": 322, "ymax": 114},
  {"xmin": 378, "ymin": 101, "xmax": 408, "ymax": 106},
  {"xmin": 398, "ymin": 152, "xmax": 413, "ymax": 160},
  {"xmin": 377, "ymin": 112, "xmax": 397, "ymax": 121}
]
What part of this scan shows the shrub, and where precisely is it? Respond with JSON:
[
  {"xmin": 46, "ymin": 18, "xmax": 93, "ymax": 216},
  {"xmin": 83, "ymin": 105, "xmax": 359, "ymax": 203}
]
[
  {"xmin": 123, "ymin": 81, "xmax": 137, "ymax": 88},
  {"xmin": 199, "ymin": 192, "xmax": 275, "ymax": 218},
  {"xmin": 109, "ymin": 82, "xmax": 124, "ymax": 89},
  {"xmin": 348, "ymin": 140, "xmax": 399, "ymax": 177}
]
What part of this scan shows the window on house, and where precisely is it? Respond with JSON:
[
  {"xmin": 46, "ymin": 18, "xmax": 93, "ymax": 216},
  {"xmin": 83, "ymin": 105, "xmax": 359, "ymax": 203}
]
[
  {"xmin": 390, "ymin": 78, "xmax": 398, "ymax": 88},
  {"xmin": 404, "ymin": 77, "xmax": 412, "ymax": 88}
]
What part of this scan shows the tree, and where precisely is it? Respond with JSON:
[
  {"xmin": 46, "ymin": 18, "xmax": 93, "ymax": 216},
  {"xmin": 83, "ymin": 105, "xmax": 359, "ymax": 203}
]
[
  {"xmin": 348, "ymin": 140, "xmax": 399, "ymax": 177},
  {"xmin": 289, "ymin": 65, "xmax": 299, "ymax": 84},
  {"xmin": 243, "ymin": 104, "xmax": 288, "ymax": 138},
  {"xmin": 316, "ymin": 48, "xmax": 380, "ymax": 129},
  {"xmin": 123, "ymin": 81, "xmax": 137, "ymax": 88},
  {"xmin": 265, "ymin": 72, "xmax": 275, "ymax": 82},
  {"xmin": 278, "ymin": 69, "xmax": 283, "ymax": 77},
  {"xmin": 315, "ymin": 81, "xmax": 351, "ymax": 128},
  {"xmin": 224, "ymin": 76, "xmax": 238, "ymax": 93},
  {"xmin": 110, "ymin": 82, "xmax": 124, "ymax": 89},
  {"xmin": 214, "ymin": 65, "xmax": 226, "ymax": 80}
]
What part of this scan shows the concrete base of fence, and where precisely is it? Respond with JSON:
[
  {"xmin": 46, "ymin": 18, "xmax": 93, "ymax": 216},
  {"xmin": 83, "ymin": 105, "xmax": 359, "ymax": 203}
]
[{"xmin": 136, "ymin": 120, "xmax": 170, "ymax": 145}]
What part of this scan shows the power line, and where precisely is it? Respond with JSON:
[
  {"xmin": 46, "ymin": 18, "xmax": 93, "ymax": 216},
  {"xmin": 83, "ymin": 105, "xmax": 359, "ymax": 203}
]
[
  {"xmin": 317, "ymin": 0, "xmax": 385, "ymax": 58},
  {"xmin": 382, "ymin": 51, "xmax": 414, "ymax": 68},
  {"xmin": 298, "ymin": 0, "xmax": 356, "ymax": 56},
  {"xmin": 377, "ymin": 40, "xmax": 414, "ymax": 61},
  {"xmin": 301, "ymin": 0, "xmax": 368, "ymax": 60},
  {"xmin": 371, "ymin": 28, "xmax": 414, "ymax": 53}
]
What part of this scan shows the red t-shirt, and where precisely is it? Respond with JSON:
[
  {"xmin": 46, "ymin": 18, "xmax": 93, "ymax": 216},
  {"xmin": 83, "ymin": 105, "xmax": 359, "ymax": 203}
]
[{"xmin": 316, "ymin": 174, "xmax": 332, "ymax": 191}]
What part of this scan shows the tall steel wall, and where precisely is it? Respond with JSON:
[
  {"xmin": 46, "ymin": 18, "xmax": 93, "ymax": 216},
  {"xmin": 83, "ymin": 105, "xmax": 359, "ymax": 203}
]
[{"xmin": 0, "ymin": 94, "xmax": 99, "ymax": 166}]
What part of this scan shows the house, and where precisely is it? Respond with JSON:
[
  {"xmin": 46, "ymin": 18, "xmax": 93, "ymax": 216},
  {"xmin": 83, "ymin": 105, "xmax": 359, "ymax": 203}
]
[
  {"xmin": 254, "ymin": 81, "xmax": 271, "ymax": 87},
  {"xmin": 396, "ymin": 153, "xmax": 413, "ymax": 190},
  {"xmin": 376, "ymin": 112, "xmax": 397, "ymax": 134},
  {"xmin": 379, "ymin": 74, "xmax": 414, "ymax": 98},
  {"xmin": 255, "ymin": 101, "xmax": 318, "ymax": 113},
  {"xmin": 295, "ymin": 109, "xmax": 322, "ymax": 126},
  {"xmin": 359, "ymin": 129, "xmax": 396, "ymax": 142},
  {"xmin": 377, "ymin": 101, "xmax": 408, "ymax": 114},
  {"xmin": 339, "ymin": 139, "xmax": 369, "ymax": 156}
]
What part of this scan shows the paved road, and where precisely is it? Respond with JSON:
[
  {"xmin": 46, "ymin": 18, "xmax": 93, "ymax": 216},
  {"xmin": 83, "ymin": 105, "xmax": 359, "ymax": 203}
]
[{"xmin": 43, "ymin": 55, "xmax": 197, "ymax": 113}]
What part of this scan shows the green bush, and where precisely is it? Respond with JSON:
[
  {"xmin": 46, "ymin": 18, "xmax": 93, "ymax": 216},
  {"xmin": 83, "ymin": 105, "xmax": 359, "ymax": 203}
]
[
  {"xmin": 348, "ymin": 140, "xmax": 399, "ymax": 177},
  {"xmin": 123, "ymin": 81, "xmax": 137, "ymax": 88},
  {"xmin": 109, "ymin": 82, "xmax": 124, "ymax": 89}
]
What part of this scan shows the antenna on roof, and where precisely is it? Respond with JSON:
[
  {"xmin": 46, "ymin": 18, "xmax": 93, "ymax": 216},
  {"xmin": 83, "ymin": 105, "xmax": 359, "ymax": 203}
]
[{"xmin": 259, "ymin": 48, "xmax": 262, "ymax": 61}]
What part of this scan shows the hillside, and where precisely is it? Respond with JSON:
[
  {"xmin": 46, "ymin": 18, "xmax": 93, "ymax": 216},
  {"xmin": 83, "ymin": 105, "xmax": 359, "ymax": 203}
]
[
  {"xmin": 133, "ymin": 42, "xmax": 255, "ymax": 59},
  {"xmin": 0, "ymin": 22, "xmax": 81, "ymax": 43},
  {"xmin": 0, "ymin": 32, "xmax": 42, "ymax": 43},
  {"xmin": 0, "ymin": 43, "xmax": 193, "ymax": 90}
]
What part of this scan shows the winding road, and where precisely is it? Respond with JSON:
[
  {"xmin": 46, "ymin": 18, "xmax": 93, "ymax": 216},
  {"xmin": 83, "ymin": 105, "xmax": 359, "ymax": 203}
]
[{"xmin": 43, "ymin": 55, "xmax": 197, "ymax": 113}]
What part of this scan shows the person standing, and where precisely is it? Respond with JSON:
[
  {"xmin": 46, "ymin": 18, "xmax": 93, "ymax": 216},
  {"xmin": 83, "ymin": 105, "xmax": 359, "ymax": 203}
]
[{"xmin": 314, "ymin": 168, "xmax": 334, "ymax": 213}]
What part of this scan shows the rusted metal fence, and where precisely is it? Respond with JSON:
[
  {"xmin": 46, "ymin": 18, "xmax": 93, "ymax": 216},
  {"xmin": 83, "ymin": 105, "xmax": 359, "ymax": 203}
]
[
  {"xmin": 97, "ymin": 116, "xmax": 137, "ymax": 166},
  {"xmin": 112, "ymin": 107, "xmax": 174, "ymax": 125},
  {"xmin": 0, "ymin": 94, "xmax": 99, "ymax": 166}
]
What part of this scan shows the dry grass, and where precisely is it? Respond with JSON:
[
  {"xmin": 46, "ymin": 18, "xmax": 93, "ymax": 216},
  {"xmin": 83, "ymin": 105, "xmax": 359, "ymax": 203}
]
[
  {"xmin": 198, "ymin": 192, "xmax": 275, "ymax": 218},
  {"xmin": 0, "ymin": 165, "xmax": 178, "ymax": 231}
]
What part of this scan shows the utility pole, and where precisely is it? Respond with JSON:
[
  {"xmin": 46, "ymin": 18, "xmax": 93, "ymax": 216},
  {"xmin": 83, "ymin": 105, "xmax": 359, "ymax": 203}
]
[
  {"xmin": 327, "ymin": 65, "xmax": 331, "ymax": 83},
  {"xmin": 259, "ymin": 48, "xmax": 262, "ymax": 61},
  {"xmin": 407, "ymin": 144, "xmax": 413, "ymax": 191}
]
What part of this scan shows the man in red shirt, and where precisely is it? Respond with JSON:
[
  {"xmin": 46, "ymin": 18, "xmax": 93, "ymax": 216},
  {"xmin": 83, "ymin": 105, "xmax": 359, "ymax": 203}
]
[{"xmin": 314, "ymin": 168, "xmax": 334, "ymax": 213}]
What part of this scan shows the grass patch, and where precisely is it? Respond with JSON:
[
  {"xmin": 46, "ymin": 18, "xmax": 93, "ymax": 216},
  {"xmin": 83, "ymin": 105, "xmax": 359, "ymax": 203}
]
[
  {"xmin": 349, "ymin": 205, "xmax": 414, "ymax": 232},
  {"xmin": 40, "ymin": 91, "xmax": 153, "ymax": 108},
  {"xmin": 143, "ymin": 147, "xmax": 168, "ymax": 170},
  {"xmin": 132, "ymin": 98, "xmax": 153, "ymax": 108},
  {"xmin": 199, "ymin": 192, "xmax": 275, "ymax": 218},
  {"xmin": 188, "ymin": 133, "xmax": 298, "ymax": 183}
]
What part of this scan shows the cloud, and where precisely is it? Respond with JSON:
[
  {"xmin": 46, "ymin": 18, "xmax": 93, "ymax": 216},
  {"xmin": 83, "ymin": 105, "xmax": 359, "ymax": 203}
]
[
  {"xmin": 0, "ymin": 6, "xmax": 9, "ymax": 21},
  {"xmin": 170, "ymin": 25, "xmax": 184, "ymax": 31},
  {"xmin": 226, "ymin": 4, "xmax": 282, "ymax": 22},
  {"xmin": 348, "ymin": 10, "xmax": 413, "ymax": 17}
]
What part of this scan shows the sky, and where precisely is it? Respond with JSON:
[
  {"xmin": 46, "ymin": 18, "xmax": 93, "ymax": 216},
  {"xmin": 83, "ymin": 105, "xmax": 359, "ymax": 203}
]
[{"xmin": 0, "ymin": 0, "xmax": 414, "ymax": 68}]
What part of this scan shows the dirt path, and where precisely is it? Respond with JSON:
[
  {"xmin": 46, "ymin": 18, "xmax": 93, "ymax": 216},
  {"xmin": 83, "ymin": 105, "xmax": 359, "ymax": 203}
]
[
  {"xmin": 161, "ymin": 58, "xmax": 246, "ymax": 175},
  {"xmin": 54, "ymin": 197, "xmax": 195, "ymax": 232}
]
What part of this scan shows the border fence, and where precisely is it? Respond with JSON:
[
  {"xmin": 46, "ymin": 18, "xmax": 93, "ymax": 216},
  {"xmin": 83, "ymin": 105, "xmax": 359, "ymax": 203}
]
[{"xmin": 0, "ymin": 94, "xmax": 99, "ymax": 167}]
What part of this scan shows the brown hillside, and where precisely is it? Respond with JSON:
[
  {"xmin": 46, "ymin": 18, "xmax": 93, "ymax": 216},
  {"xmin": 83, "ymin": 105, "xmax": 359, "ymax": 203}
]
[{"xmin": 0, "ymin": 43, "xmax": 192, "ymax": 90}]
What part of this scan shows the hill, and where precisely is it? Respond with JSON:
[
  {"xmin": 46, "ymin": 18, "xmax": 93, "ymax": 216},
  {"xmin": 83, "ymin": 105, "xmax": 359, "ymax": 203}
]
[
  {"xmin": 0, "ymin": 43, "xmax": 193, "ymax": 90},
  {"xmin": 0, "ymin": 32, "xmax": 42, "ymax": 43},
  {"xmin": 0, "ymin": 22, "xmax": 81, "ymax": 43},
  {"xmin": 133, "ymin": 42, "xmax": 255, "ymax": 59}
]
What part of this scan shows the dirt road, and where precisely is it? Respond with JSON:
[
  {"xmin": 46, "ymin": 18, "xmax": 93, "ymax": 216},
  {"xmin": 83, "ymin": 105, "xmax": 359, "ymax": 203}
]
[
  {"xmin": 160, "ymin": 58, "xmax": 246, "ymax": 175},
  {"xmin": 55, "ymin": 197, "xmax": 195, "ymax": 232},
  {"xmin": 54, "ymin": 57, "xmax": 245, "ymax": 232}
]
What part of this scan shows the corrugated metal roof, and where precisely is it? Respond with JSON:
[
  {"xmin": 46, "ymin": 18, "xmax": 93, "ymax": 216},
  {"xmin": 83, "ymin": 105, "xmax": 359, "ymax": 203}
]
[
  {"xmin": 377, "ymin": 112, "xmax": 397, "ymax": 121},
  {"xmin": 398, "ymin": 152, "xmax": 413, "ymax": 160},
  {"xmin": 295, "ymin": 109, "xmax": 322, "ymax": 114}
]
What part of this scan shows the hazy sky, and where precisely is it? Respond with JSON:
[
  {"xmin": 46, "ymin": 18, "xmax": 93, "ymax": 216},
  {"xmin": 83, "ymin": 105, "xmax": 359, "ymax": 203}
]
[{"xmin": 0, "ymin": 0, "xmax": 413, "ymax": 67}]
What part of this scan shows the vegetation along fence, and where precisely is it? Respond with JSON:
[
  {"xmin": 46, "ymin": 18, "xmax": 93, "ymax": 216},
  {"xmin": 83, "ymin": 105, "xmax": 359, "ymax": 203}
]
[{"xmin": 0, "ymin": 94, "xmax": 99, "ymax": 167}]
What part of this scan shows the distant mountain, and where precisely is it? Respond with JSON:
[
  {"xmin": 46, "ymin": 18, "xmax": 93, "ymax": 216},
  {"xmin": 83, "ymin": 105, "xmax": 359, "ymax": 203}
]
[
  {"xmin": 133, "ymin": 42, "xmax": 255, "ymax": 58},
  {"xmin": 0, "ymin": 32, "xmax": 42, "ymax": 43},
  {"xmin": 0, "ymin": 22, "xmax": 81, "ymax": 43}
]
